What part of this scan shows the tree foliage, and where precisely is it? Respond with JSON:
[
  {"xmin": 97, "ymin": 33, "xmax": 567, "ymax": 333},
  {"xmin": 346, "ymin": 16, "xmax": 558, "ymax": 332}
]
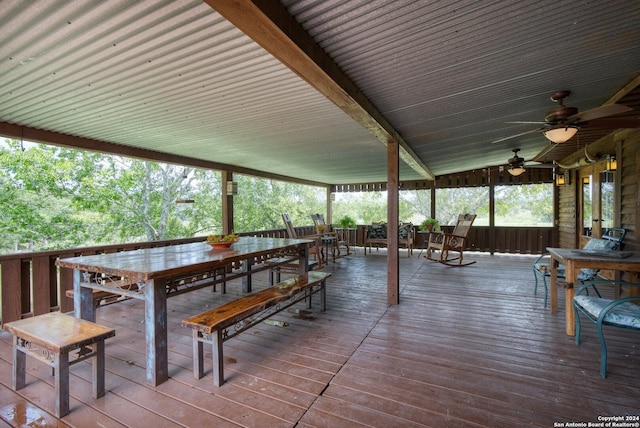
[
  {"xmin": 0, "ymin": 140, "xmax": 327, "ymax": 254},
  {"xmin": 0, "ymin": 140, "xmax": 222, "ymax": 253},
  {"xmin": 233, "ymin": 176, "xmax": 325, "ymax": 232}
]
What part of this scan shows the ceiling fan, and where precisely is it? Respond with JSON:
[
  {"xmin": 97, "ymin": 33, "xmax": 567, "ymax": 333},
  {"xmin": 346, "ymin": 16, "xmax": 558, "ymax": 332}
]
[
  {"xmin": 493, "ymin": 91, "xmax": 637, "ymax": 144},
  {"xmin": 504, "ymin": 148, "xmax": 554, "ymax": 176}
]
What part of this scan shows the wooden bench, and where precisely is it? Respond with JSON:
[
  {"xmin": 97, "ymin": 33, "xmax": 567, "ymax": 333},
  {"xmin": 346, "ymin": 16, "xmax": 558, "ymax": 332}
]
[
  {"xmin": 363, "ymin": 223, "xmax": 415, "ymax": 257},
  {"xmin": 181, "ymin": 271, "xmax": 331, "ymax": 386},
  {"xmin": 65, "ymin": 279, "xmax": 140, "ymax": 308},
  {"xmin": 2, "ymin": 312, "xmax": 115, "ymax": 417}
]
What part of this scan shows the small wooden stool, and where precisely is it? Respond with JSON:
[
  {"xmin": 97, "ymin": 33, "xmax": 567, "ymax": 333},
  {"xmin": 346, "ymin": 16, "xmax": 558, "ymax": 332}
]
[{"xmin": 2, "ymin": 312, "xmax": 115, "ymax": 417}]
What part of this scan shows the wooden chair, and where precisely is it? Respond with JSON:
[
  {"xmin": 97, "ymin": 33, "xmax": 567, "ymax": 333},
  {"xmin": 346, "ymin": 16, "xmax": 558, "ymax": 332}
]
[
  {"xmin": 265, "ymin": 214, "xmax": 324, "ymax": 283},
  {"xmin": 311, "ymin": 213, "xmax": 347, "ymax": 257},
  {"xmin": 425, "ymin": 214, "xmax": 476, "ymax": 266},
  {"xmin": 282, "ymin": 213, "xmax": 324, "ymax": 268},
  {"xmin": 573, "ymin": 279, "xmax": 640, "ymax": 377}
]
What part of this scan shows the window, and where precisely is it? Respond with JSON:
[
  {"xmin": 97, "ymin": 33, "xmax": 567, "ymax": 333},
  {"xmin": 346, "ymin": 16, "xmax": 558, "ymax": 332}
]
[
  {"xmin": 436, "ymin": 187, "xmax": 489, "ymax": 226},
  {"xmin": 494, "ymin": 183, "xmax": 553, "ymax": 226}
]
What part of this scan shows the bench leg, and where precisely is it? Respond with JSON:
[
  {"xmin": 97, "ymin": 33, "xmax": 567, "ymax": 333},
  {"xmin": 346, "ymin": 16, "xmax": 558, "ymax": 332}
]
[
  {"xmin": 192, "ymin": 331, "xmax": 204, "ymax": 379},
  {"xmin": 269, "ymin": 268, "xmax": 279, "ymax": 285},
  {"xmin": 320, "ymin": 281, "xmax": 326, "ymax": 312},
  {"xmin": 305, "ymin": 288, "xmax": 312, "ymax": 309},
  {"xmin": 93, "ymin": 342, "xmax": 106, "ymax": 399},
  {"xmin": 55, "ymin": 353, "xmax": 70, "ymax": 418},
  {"xmin": 12, "ymin": 339, "xmax": 26, "ymax": 391},
  {"xmin": 212, "ymin": 330, "xmax": 224, "ymax": 387}
]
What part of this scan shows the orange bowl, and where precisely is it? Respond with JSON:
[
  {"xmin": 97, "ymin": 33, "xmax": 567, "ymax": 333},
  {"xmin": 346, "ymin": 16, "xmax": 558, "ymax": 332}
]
[{"xmin": 206, "ymin": 241, "xmax": 235, "ymax": 249}]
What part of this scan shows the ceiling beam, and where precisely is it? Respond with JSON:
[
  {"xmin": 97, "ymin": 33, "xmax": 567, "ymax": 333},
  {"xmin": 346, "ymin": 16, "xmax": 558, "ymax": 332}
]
[
  {"xmin": 0, "ymin": 122, "xmax": 330, "ymax": 189},
  {"xmin": 203, "ymin": 0, "xmax": 434, "ymax": 180}
]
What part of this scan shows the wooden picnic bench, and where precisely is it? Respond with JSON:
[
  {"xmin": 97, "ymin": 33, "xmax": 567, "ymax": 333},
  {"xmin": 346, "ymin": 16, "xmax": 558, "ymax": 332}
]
[
  {"xmin": 181, "ymin": 271, "xmax": 331, "ymax": 386},
  {"xmin": 65, "ymin": 279, "xmax": 140, "ymax": 308}
]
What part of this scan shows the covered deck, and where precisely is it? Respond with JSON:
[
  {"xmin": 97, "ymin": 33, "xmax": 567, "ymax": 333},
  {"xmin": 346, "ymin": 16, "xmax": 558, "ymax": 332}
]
[{"xmin": 1, "ymin": 251, "xmax": 638, "ymax": 427}]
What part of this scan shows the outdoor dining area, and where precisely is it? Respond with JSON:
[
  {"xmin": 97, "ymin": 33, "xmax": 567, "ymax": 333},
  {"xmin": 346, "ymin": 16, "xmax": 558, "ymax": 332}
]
[
  {"xmin": 2, "ymin": 1, "xmax": 640, "ymax": 426},
  {"xmin": 1, "ymin": 241, "xmax": 639, "ymax": 426}
]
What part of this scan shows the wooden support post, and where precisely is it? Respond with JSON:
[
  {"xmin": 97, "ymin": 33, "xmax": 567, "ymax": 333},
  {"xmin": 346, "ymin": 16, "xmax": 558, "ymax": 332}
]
[
  {"xmin": 387, "ymin": 139, "xmax": 399, "ymax": 305},
  {"xmin": 222, "ymin": 171, "xmax": 234, "ymax": 235}
]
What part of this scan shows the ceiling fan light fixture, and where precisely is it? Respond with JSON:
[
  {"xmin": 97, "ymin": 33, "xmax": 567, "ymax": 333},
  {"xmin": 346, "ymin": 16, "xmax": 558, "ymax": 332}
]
[
  {"xmin": 543, "ymin": 125, "xmax": 578, "ymax": 143},
  {"xmin": 507, "ymin": 166, "xmax": 526, "ymax": 176}
]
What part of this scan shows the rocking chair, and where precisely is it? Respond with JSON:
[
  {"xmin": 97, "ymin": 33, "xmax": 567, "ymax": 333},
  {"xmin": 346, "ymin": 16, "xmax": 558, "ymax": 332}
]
[{"xmin": 425, "ymin": 214, "xmax": 476, "ymax": 266}]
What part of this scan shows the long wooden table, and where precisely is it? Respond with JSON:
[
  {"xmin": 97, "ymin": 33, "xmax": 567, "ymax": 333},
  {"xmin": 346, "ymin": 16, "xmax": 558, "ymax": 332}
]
[
  {"xmin": 546, "ymin": 247, "xmax": 640, "ymax": 336},
  {"xmin": 56, "ymin": 237, "xmax": 312, "ymax": 386}
]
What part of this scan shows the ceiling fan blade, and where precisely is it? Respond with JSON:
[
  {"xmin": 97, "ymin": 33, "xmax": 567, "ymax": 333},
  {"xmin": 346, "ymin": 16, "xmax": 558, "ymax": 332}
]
[
  {"xmin": 491, "ymin": 128, "xmax": 541, "ymax": 144},
  {"xmin": 569, "ymin": 103, "xmax": 633, "ymax": 122},
  {"xmin": 582, "ymin": 116, "xmax": 640, "ymax": 129},
  {"xmin": 525, "ymin": 162, "xmax": 555, "ymax": 168},
  {"xmin": 506, "ymin": 121, "xmax": 549, "ymax": 124}
]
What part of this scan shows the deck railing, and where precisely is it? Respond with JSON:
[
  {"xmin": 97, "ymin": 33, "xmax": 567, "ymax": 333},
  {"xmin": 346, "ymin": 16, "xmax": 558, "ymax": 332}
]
[{"xmin": 0, "ymin": 225, "xmax": 553, "ymax": 324}]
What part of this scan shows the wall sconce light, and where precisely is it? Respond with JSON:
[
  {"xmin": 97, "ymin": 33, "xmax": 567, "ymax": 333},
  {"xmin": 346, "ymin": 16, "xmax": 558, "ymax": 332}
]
[
  {"xmin": 606, "ymin": 155, "xmax": 617, "ymax": 171},
  {"xmin": 226, "ymin": 181, "xmax": 238, "ymax": 196},
  {"xmin": 556, "ymin": 172, "xmax": 569, "ymax": 186},
  {"xmin": 582, "ymin": 176, "xmax": 590, "ymax": 185}
]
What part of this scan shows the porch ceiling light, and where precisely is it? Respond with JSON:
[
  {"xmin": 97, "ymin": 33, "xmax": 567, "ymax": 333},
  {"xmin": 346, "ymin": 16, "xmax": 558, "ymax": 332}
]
[
  {"xmin": 543, "ymin": 125, "xmax": 578, "ymax": 143},
  {"xmin": 507, "ymin": 166, "xmax": 526, "ymax": 176}
]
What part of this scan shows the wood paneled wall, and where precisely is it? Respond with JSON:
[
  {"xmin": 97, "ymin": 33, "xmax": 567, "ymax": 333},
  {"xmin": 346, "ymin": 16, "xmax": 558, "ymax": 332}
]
[
  {"xmin": 557, "ymin": 129, "xmax": 639, "ymax": 250},
  {"xmin": 620, "ymin": 133, "xmax": 639, "ymax": 251}
]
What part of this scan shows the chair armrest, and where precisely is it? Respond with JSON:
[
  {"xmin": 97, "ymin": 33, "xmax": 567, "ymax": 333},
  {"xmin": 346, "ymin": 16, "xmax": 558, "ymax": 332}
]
[
  {"xmin": 575, "ymin": 279, "xmax": 640, "ymax": 296},
  {"xmin": 427, "ymin": 231, "xmax": 444, "ymax": 242},
  {"xmin": 596, "ymin": 296, "xmax": 640, "ymax": 324}
]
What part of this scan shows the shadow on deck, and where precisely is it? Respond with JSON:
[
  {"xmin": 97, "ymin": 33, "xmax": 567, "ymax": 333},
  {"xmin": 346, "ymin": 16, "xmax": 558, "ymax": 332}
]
[{"xmin": 1, "ymin": 251, "xmax": 638, "ymax": 427}]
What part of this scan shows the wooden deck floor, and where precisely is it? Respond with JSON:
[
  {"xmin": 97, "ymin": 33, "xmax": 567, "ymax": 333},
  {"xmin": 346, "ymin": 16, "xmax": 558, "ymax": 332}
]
[{"xmin": 1, "ymin": 250, "xmax": 639, "ymax": 427}]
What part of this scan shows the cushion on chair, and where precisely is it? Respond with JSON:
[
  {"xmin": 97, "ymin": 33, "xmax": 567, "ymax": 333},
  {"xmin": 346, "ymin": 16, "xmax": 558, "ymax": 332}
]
[
  {"xmin": 367, "ymin": 224, "xmax": 387, "ymax": 239},
  {"xmin": 398, "ymin": 223, "xmax": 413, "ymax": 239},
  {"xmin": 574, "ymin": 295, "xmax": 640, "ymax": 328}
]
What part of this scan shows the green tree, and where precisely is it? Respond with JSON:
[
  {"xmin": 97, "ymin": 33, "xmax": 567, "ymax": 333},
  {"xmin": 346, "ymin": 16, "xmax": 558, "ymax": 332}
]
[
  {"xmin": 0, "ymin": 140, "xmax": 223, "ymax": 253},
  {"xmin": 233, "ymin": 176, "xmax": 324, "ymax": 232}
]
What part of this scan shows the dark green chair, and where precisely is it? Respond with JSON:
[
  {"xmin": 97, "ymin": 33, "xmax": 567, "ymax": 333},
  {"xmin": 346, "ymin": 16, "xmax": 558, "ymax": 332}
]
[
  {"xmin": 532, "ymin": 228, "xmax": 626, "ymax": 308},
  {"xmin": 574, "ymin": 279, "xmax": 640, "ymax": 377}
]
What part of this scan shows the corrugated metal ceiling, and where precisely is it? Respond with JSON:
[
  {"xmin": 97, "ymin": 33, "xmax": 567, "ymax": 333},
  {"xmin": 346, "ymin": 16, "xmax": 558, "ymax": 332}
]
[{"xmin": 1, "ymin": 0, "xmax": 639, "ymax": 185}]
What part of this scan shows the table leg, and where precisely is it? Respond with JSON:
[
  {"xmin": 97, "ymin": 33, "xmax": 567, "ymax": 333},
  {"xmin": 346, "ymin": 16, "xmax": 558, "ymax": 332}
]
[
  {"xmin": 74, "ymin": 269, "xmax": 96, "ymax": 322},
  {"xmin": 144, "ymin": 278, "xmax": 168, "ymax": 386},
  {"xmin": 565, "ymin": 260, "xmax": 577, "ymax": 336},
  {"xmin": 242, "ymin": 258, "xmax": 253, "ymax": 293},
  {"xmin": 550, "ymin": 258, "xmax": 558, "ymax": 313},
  {"xmin": 630, "ymin": 273, "xmax": 640, "ymax": 297},
  {"xmin": 55, "ymin": 353, "xmax": 70, "ymax": 417},
  {"xmin": 93, "ymin": 341, "xmax": 106, "ymax": 399},
  {"xmin": 299, "ymin": 244, "xmax": 309, "ymax": 274},
  {"xmin": 12, "ymin": 338, "xmax": 26, "ymax": 391}
]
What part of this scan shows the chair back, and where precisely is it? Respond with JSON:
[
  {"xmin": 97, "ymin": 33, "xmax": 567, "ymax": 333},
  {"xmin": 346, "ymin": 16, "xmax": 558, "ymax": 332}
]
[
  {"xmin": 311, "ymin": 214, "xmax": 327, "ymax": 227},
  {"xmin": 282, "ymin": 213, "xmax": 298, "ymax": 239},
  {"xmin": 601, "ymin": 227, "xmax": 626, "ymax": 250},
  {"xmin": 451, "ymin": 214, "xmax": 476, "ymax": 238},
  {"xmin": 578, "ymin": 227, "xmax": 627, "ymax": 280}
]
